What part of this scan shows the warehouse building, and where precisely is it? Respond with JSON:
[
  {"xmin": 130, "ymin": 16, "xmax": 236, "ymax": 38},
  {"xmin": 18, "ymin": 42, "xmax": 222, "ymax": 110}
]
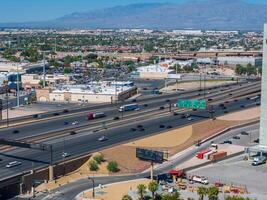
[{"xmin": 36, "ymin": 81, "xmax": 137, "ymax": 103}]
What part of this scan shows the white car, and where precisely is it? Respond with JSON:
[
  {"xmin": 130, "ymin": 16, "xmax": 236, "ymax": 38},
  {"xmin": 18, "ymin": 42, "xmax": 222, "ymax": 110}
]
[
  {"xmin": 6, "ymin": 161, "xmax": 22, "ymax": 168},
  {"xmin": 98, "ymin": 136, "xmax": 108, "ymax": 142},
  {"xmin": 72, "ymin": 121, "xmax": 79, "ymax": 125},
  {"xmin": 62, "ymin": 152, "xmax": 71, "ymax": 158}
]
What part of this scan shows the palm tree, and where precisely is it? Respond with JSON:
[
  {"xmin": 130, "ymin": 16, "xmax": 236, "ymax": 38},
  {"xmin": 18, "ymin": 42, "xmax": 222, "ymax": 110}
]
[
  {"xmin": 148, "ymin": 181, "xmax": 159, "ymax": 200},
  {"xmin": 137, "ymin": 184, "xmax": 147, "ymax": 200},
  {"xmin": 197, "ymin": 186, "xmax": 207, "ymax": 200},
  {"xmin": 207, "ymin": 186, "xmax": 219, "ymax": 200},
  {"xmin": 122, "ymin": 194, "xmax": 133, "ymax": 200}
]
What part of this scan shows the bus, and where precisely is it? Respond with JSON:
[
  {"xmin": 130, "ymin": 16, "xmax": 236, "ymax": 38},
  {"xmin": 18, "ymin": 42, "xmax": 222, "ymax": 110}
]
[{"xmin": 118, "ymin": 104, "xmax": 139, "ymax": 112}]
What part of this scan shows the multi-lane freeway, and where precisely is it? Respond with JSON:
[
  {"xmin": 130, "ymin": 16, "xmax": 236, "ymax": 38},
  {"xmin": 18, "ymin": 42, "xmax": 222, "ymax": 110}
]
[{"xmin": 0, "ymin": 81, "xmax": 261, "ymax": 181}]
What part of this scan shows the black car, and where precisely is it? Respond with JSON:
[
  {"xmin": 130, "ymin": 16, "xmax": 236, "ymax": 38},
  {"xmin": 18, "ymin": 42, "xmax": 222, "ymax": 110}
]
[
  {"xmin": 113, "ymin": 116, "xmax": 120, "ymax": 120},
  {"xmin": 173, "ymin": 112, "xmax": 178, "ymax": 116},
  {"xmin": 240, "ymin": 105, "xmax": 245, "ymax": 108},
  {"xmin": 131, "ymin": 128, "xmax": 137, "ymax": 132},
  {"xmin": 132, "ymin": 99, "xmax": 137, "ymax": 103},
  {"xmin": 139, "ymin": 128, "xmax": 145, "ymax": 131},
  {"xmin": 70, "ymin": 131, "xmax": 77, "ymax": 135},
  {"xmin": 53, "ymin": 113, "xmax": 60, "ymax": 116},
  {"xmin": 63, "ymin": 109, "xmax": 69, "ymax": 113},
  {"xmin": 223, "ymin": 140, "xmax": 232, "ymax": 144},
  {"xmin": 137, "ymin": 125, "xmax": 143, "ymax": 128},
  {"xmin": 143, "ymin": 104, "xmax": 148, "ymax": 107},
  {"xmin": 166, "ymin": 99, "xmax": 170, "ymax": 103},
  {"xmin": 233, "ymin": 136, "xmax": 241, "ymax": 139},
  {"xmin": 12, "ymin": 130, "xmax": 19, "ymax": 134},
  {"xmin": 159, "ymin": 106, "xmax": 165, "ymax": 110},
  {"xmin": 166, "ymin": 126, "xmax": 173, "ymax": 129},
  {"xmin": 224, "ymin": 110, "xmax": 229, "ymax": 114},
  {"xmin": 254, "ymin": 138, "xmax": 260, "ymax": 143},
  {"xmin": 159, "ymin": 125, "xmax": 165, "ymax": 128},
  {"xmin": 241, "ymin": 131, "xmax": 249, "ymax": 135}
]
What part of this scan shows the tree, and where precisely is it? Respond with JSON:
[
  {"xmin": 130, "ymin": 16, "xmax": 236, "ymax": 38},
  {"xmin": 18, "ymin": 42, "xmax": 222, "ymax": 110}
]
[
  {"xmin": 107, "ymin": 161, "xmax": 119, "ymax": 173},
  {"xmin": 64, "ymin": 67, "xmax": 71, "ymax": 74},
  {"xmin": 148, "ymin": 181, "xmax": 158, "ymax": 200},
  {"xmin": 93, "ymin": 154, "xmax": 105, "ymax": 164},
  {"xmin": 197, "ymin": 186, "xmax": 207, "ymax": 200},
  {"xmin": 137, "ymin": 184, "xmax": 147, "ymax": 200},
  {"xmin": 207, "ymin": 186, "xmax": 219, "ymax": 200},
  {"xmin": 161, "ymin": 191, "xmax": 180, "ymax": 200},
  {"xmin": 122, "ymin": 194, "xmax": 133, "ymax": 200},
  {"xmin": 235, "ymin": 64, "xmax": 246, "ymax": 75},
  {"xmin": 88, "ymin": 160, "xmax": 99, "ymax": 171}
]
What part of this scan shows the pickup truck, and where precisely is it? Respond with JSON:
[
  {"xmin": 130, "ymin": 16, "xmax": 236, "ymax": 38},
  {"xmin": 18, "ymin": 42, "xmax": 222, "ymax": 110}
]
[
  {"xmin": 252, "ymin": 156, "xmax": 266, "ymax": 166},
  {"xmin": 192, "ymin": 176, "xmax": 209, "ymax": 185}
]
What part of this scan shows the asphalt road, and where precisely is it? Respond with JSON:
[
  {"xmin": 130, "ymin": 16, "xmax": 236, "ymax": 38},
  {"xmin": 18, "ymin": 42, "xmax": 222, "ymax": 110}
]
[
  {"xmin": 0, "ymin": 94, "xmax": 260, "ymax": 182},
  {"xmin": 29, "ymin": 123, "xmax": 260, "ymax": 200},
  {"xmin": 0, "ymin": 81, "xmax": 260, "ymax": 142}
]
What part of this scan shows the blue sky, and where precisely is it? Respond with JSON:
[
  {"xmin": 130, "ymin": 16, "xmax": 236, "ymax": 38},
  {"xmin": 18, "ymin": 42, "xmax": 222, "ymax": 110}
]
[{"xmin": 0, "ymin": 0, "xmax": 266, "ymax": 23}]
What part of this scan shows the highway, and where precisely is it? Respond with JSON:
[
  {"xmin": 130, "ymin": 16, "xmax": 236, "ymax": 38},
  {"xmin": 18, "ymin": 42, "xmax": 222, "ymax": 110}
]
[
  {"xmin": 0, "ymin": 81, "xmax": 256, "ymax": 127},
  {"xmin": 0, "ymin": 81, "xmax": 260, "ymax": 142},
  {"xmin": 30, "ymin": 123, "xmax": 260, "ymax": 200},
  {"xmin": 0, "ymin": 91, "xmax": 260, "ymax": 182}
]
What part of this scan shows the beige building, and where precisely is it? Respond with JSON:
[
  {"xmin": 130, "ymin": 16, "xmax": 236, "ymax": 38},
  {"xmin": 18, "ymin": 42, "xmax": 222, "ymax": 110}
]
[
  {"xmin": 22, "ymin": 74, "xmax": 71, "ymax": 89},
  {"xmin": 36, "ymin": 83, "xmax": 137, "ymax": 103}
]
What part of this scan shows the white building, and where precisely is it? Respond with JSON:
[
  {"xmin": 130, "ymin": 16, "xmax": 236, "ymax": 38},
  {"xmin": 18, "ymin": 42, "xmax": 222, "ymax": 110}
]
[
  {"xmin": 137, "ymin": 60, "xmax": 175, "ymax": 79},
  {"xmin": 36, "ymin": 81, "xmax": 137, "ymax": 103}
]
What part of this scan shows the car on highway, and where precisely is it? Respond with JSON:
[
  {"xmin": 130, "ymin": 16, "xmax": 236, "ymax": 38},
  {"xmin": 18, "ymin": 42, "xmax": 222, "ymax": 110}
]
[
  {"xmin": 72, "ymin": 121, "xmax": 79, "ymax": 125},
  {"xmin": 159, "ymin": 125, "xmax": 165, "ymax": 128},
  {"xmin": 6, "ymin": 161, "xmax": 22, "ymax": 168},
  {"xmin": 70, "ymin": 131, "xmax": 77, "ymax": 135},
  {"xmin": 98, "ymin": 136, "xmax": 109, "ymax": 142},
  {"xmin": 63, "ymin": 109, "xmax": 69, "ymax": 113},
  {"xmin": 131, "ymin": 128, "xmax": 137, "ymax": 132},
  {"xmin": 113, "ymin": 116, "xmax": 120, "ymax": 120},
  {"xmin": 159, "ymin": 106, "xmax": 165, "ymax": 110},
  {"xmin": 64, "ymin": 121, "xmax": 69, "ymax": 125},
  {"xmin": 233, "ymin": 136, "xmax": 241, "ymax": 139},
  {"xmin": 137, "ymin": 125, "xmax": 143, "ymax": 128},
  {"xmin": 143, "ymin": 104, "xmax": 148, "ymax": 107},
  {"xmin": 62, "ymin": 152, "xmax": 71, "ymax": 158},
  {"xmin": 167, "ymin": 126, "xmax": 173, "ymax": 129},
  {"xmin": 12, "ymin": 130, "xmax": 19, "ymax": 134},
  {"xmin": 187, "ymin": 117, "xmax": 193, "ymax": 121}
]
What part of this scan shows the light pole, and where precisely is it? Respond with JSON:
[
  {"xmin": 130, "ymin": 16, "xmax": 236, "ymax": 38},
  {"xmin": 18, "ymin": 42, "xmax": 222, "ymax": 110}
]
[
  {"xmin": 43, "ymin": 52, "xmax": 46, "ymax": 88},
  {"xmin": 88, "ymin": 177, "xmax": 95, "ymax": 198},
  {"xmin": 16, "ymin": 63, "xmax": 20, "ymax": 107}
]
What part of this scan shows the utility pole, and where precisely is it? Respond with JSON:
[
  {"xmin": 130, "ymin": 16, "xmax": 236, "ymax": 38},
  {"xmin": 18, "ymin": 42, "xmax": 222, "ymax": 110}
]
[
  {"xmin": 43, "ymin": 52, "xmax": 46, "ymax": 88},
  {"xmin": 31, "ymin": 162, "xmax": 35, "ymax": 198},
  {"xmin": 16, "ymin": 63, "xmax": 20, "ymax": 107},
  {"xmin": 6, "ymin": 86, "xmax": 9, "ymax": 127}
]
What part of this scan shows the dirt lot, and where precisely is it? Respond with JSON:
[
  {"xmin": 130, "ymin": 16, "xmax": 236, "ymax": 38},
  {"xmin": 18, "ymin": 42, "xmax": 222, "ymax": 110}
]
[{"xmin": 82, "ymin": 179, "xmax": 150, "ymax": 200}]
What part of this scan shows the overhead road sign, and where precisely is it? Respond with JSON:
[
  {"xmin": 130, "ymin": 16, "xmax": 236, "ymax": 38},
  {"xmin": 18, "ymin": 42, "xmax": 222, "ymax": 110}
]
[
  {"xmin": 136, "ymin": 148, "xmax": 164, "ymax": 164},
  {"xmin": 177, "ymin": 99, "xmax": 207, "ymax": 109}
]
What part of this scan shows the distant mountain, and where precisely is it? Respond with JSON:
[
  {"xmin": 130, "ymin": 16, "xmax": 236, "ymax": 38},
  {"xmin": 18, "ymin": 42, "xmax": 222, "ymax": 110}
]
[{"xmin": 2, "ymin": 0, "xmax": 267, "ymax": 30}]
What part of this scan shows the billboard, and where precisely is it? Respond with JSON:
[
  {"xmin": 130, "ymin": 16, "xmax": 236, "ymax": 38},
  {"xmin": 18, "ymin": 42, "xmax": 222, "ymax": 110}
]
[
  {"xmin": 177, "ymin": 99, "xmax": 207, "ymax": 109},
  {"xmin": 136, "ymin": 148, "xmax": 164, "ymax": 163}
]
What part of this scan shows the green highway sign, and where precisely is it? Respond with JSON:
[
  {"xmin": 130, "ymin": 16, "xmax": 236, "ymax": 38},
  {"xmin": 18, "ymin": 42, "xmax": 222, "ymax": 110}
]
[{"xmin": 177, "ymin": 99, "xmax": 207, "ymax": 109}]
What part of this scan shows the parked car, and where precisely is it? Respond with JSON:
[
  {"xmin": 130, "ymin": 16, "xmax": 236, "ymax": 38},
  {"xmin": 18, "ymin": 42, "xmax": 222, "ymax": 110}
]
[
  {"xmin": 233, "ymin": 136, "xmax": 241, "ymax": 139},
  {"xmin": 241, "ymin": 131, "xmax": 249, "ymax": 135}
]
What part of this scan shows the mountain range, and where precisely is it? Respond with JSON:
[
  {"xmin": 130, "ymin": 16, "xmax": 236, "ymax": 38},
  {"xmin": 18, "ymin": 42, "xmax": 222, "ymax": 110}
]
[{"xmin": 1, "ymin": 0, "xmax": 267, "ymax": 30}]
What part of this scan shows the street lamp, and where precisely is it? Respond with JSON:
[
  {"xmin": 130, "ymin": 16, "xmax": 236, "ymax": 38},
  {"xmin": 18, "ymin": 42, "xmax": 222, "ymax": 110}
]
[
  {"xmin": 88, "ymin": 177, "xmax": 95, "ymax": 198},
  {"xmin": 16, "ymin": 63, "xmax": 20, "ymax": 107}
]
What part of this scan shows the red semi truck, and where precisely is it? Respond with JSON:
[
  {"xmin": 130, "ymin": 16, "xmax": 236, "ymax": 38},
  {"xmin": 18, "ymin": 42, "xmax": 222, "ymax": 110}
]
[{"xmin": 87, "ymin": 112, "xmax": 106, "ymax": 120}]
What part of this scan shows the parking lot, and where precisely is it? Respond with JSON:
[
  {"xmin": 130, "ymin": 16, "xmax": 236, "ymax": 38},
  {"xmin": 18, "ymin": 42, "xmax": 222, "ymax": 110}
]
[{"xmin": 190, "ymin": 156, "xmax": 267, "ymax": 199}]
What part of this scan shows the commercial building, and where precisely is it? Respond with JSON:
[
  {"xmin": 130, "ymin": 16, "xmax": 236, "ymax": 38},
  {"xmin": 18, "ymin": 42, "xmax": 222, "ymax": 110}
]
[
  {"xmin": 136, "ymin": 60, "xmax": 175, "ymax": 79},
  {"xmin": 21, "ymin": 74, "xmax": 71, "ymax": 89},
  {"xmin": 0, "ymin": 61, "xmax": 48, "ymax": 73},
  {"xmin": 36, "ymin": 81, "xmax": 137, "ymax": 103}
]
